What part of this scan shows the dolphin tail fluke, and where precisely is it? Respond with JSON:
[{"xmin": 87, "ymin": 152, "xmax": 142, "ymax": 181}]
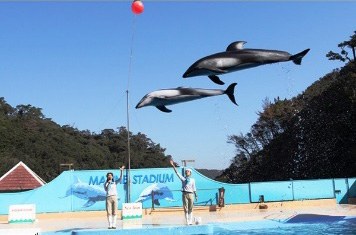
[
  {"xmin": 291, "ymin": 49, "xmax": 310, "ymax": 65},
  {"xmin": 154, "ymin": 199, "xmax": 160, "ymax": 206},
  {"xmin": 224, "ymin": 83, "xmax": 238, "ymax": 106}
]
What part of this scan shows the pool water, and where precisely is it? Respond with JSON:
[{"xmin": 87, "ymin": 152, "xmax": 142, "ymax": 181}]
[
  {"xmin": 212, "ymin": 215, "xmax": 356, "ymax": 235},
  {"xmin": 42, "ymin": 215, "xmax": 356, "ymax": 235}
]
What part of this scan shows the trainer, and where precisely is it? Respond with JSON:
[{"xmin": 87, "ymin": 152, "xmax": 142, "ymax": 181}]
[
  {"xmin": 170, "ymin": 159, "xmax": 197, "ymax": 225},
  {"xmin": 104, "ymin": 166, "xmax": 125, "ymax": 229}
]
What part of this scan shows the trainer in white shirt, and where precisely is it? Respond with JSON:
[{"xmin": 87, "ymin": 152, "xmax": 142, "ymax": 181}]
[
  {"xmin": 170, "ymin": 159, "xmax": 197, "ymax": 225},
  {"xmin": 104, "ymin": 166, "xmax": 124, "ymax": 229}
]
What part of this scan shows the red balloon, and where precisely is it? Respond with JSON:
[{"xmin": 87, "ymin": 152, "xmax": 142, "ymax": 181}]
[{"xmin": 132, "ymin": 1, "xmax": 144, "ymax": 14}]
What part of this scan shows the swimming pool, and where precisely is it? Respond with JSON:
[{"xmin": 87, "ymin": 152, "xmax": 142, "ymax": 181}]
[
  {"xmin": 212, "ymin": 215, "xmax": 356, "ymax": 235},
  {"xmin": 55, "ymin": 214, "xmax": 356, "ymax": 235}
]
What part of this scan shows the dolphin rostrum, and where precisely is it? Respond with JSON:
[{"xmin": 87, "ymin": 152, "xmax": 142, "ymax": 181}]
[
  {"xmin": 135, "ymin": 83, "xmax": 238, "ymax": 113},
  {"xmin": 183, "ymin": 41, "xmax": 310, "ymax": 85}
]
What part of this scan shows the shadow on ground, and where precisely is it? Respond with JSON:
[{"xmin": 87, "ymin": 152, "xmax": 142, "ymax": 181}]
[{"xmin": 286, "ymin": 214, "xmax": 356, "ymax": 223}]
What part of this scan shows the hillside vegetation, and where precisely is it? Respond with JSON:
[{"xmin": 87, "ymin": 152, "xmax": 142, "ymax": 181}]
[{"xmin": 0, "ymin": 102, "xmax": 171, "ymax": 181}]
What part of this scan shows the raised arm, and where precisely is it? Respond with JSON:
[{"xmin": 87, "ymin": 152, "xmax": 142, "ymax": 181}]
[
  {"xmin": 116, "ymin": 166, "xmax": 125, "ymax": 184},
  {"xmin": 170, "ymin": 159, "xmax": 179, "ymax": 176}
]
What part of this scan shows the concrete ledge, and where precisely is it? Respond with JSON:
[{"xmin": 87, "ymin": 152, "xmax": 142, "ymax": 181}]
[
  {"xmin": 148, "ymin": 198, "xmax": 337, "ymax": 213},
  {"xmin": 0, "ymin": 228, "xmax": 41, "ymax": 234},
  {"xmin": 218, "ymin": 198, "xmax": 337, "ymax": 211},
  {"xmin": 0, "ymin": 198, "xmax": 337, "ymax": 222}
]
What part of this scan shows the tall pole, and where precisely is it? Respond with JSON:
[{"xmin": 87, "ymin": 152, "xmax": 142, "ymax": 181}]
[
  {"xmin": 126, "ymin": 89, "xmax": 131, "ymax": 203},
  {"xmin": 126, "ymin": 14, "xmax": 136, "ymax": 204}
]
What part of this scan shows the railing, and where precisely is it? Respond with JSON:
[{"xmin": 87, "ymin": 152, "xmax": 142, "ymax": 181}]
[{"xmin": 150, "ymin": 187, "xmax": 225, "ymax": 210}]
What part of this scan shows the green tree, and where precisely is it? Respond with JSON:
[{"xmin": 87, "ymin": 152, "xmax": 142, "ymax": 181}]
[
  {"xmin": 326, "ymin": 31, "xmax": 356, "ymax": 63},
  {"xmin": 0, "ymin": 98, "xmax": 172, "ymax": 182},
  {"xmin": 218, "ymin": 62, "xmax": 356, "ymax": 183}
]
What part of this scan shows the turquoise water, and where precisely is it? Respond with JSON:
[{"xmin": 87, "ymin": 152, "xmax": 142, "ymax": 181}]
[
  {"xmin": 214, "ymin": 222, "xmax": 356, "ymax": 235},
  {"xmin": 42, "ymin": 215, "xmax": 356, "ymax": 235},
  {"xmin": 213, "ymin": 215, "xmax": 356, "ymax": 235}
]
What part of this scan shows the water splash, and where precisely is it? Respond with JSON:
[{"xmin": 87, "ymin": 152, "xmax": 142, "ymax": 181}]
[{"xmin": 278, "ymin": 63, "xmax": 296, "ymax": 99}]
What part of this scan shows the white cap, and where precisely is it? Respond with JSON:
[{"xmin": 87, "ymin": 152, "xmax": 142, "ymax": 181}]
[{"xmin": 185, "ymin": 168, "xmax": 192, "ymax": 172}]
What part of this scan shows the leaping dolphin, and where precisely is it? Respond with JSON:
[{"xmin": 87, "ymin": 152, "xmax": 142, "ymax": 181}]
[
  {"xmin": 183, "ymin": 41, "xmax": 310, "ymax": 85},
  {"xmin": 135, "ymin": 83, "xmax": 237, "ymax": 113},
  {"xmin": 135, "ymin": 183, "xmax": 177, "ymax": 206},
  {"xmin": 60, "ymin": 177, "xmax": 108, "ymax": 207}
]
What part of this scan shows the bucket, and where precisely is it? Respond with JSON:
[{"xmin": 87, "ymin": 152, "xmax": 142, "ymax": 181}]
[{"xmin": 194, "ymin": 217, "xmax": 202, "ymax": 225}]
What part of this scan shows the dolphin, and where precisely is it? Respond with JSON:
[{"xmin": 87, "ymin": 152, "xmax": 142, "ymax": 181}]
[
  {"xmin": 135, "ymin": 183, "xmax": 177, "ymax": 206},
  {"xmin": 135, "ymin": 83, "xmax": 237, "ymax": 113},
  {"xmin": 183, "ymin": 41, "xmax": 310, "ymax": 85},
  {"xmin": 60, "ymin": 177, "xmax": 108, "ymax": 207}
]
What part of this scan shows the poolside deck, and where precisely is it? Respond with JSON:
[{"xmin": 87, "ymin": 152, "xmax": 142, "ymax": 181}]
[{"xmin": 0, "ymin": 199, "xmax": 355, "ymax": 234}]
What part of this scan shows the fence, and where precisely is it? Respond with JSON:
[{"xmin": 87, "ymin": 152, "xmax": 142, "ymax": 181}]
[
  {"xmin": 150, "ymin": 187, "xmax": 226, "ymax": 210},
  {"xmin": 0, "ymin": 168, "xmax": 355, "ymax": 215}
]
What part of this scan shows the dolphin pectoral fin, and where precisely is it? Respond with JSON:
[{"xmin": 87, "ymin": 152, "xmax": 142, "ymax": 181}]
[
  {"xmin": 208, "ymin": 75, "xmax": 225, "ymax": 85},
  {"xmin": 135, "ymin": 198, "xmax": 144, "ymax": 203},
  {"xmin": 154, "ymin": 199, "xmax": 160, "ymax": 206},
  {"xmin": 164, "ymin": 197, "xmax": 178, "ymax": 203},
  {"xmin": 156, "ymin": 106, "xmax": 172, "ymax": 113},
  {"xmin": 83, "ymin": 200, "xmax": 95, "ymax": 208}
]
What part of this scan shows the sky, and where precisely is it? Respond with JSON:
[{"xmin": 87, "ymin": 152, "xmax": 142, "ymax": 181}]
[{"xmin": 0, "ymin": 1, "xmax": 355, "ymax": 170}]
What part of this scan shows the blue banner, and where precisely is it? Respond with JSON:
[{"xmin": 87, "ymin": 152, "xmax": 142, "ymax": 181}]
[{"xmin": 0, "ymin": 168, "xmax": 353, "ymax": 215}]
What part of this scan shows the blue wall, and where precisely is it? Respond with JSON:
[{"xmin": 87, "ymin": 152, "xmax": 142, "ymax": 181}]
[
  {"xmin": 334, "ymin": 178, "xmax": 349, "ymax": 204},
  {"xmin": 293, "ymin": 179, "xmax": 334, "ymax": 200},
  {"xmin": 0, "ymin": 168, "xmax": 355, "ymax": 215},
  {"xmin": 348, "ymin": 178, "xmax": 356, "ymax": 198},
  {"xmin": 250, "ymin": 181, "xmax": 293, "ymax": 202}
]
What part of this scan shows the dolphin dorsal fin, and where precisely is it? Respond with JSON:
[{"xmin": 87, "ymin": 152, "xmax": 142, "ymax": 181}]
[
  {"xmin": 75, "ymin": 177, "xmax": 82, "ymax": 184},
  {"xmin": 226, "ymin": 41, "xmax": 247, "ymax": 51}
]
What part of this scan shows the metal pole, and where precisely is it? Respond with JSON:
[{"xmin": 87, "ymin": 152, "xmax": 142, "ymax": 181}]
[
  {"xmin": 182, "ymin": 160, "xmax": 186, "ymax": 167},
  {"xmin": 126, "ymin": 90, "xmax": 131, "ymax": 203},
  {"xmin": 181, "ymin": 159, "xmax": 195, "ymax": 168},
  {"xmin": 125, "ymin": 14, "xmax": 136, "ymax": 204}
]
